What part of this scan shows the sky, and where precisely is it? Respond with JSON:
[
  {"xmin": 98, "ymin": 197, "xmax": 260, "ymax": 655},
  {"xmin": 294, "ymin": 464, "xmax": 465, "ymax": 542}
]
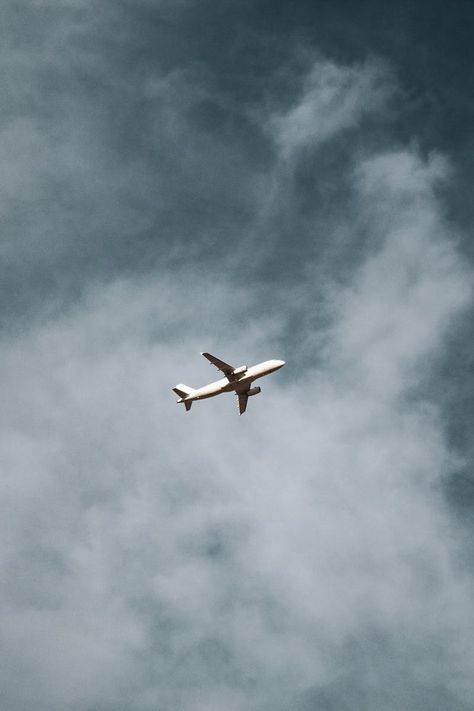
[{"xmin": 1, "ymin": 1, "xmax": 474, "ymax": 710}]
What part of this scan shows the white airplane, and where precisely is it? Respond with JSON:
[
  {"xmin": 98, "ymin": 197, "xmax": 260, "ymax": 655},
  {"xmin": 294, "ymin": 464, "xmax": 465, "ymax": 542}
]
[{"xmin": 173, "ymin": 353, "xmax": 285, "ymax": 414}]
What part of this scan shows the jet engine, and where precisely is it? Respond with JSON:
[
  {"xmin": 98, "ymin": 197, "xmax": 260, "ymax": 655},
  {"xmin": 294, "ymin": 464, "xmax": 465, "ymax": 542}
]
[
  {"xmin": 232, "ymin": 365, "xmax": 247, "ymax": 376},
  {"xmin": 247, "ymin": 386, "xmax": 261, "ymax": 396}
]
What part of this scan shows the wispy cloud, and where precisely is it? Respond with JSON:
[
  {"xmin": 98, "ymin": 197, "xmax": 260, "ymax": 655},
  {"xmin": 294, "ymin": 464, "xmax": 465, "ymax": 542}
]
[
  {"xmin": 268, "ymin": 58, "xmax": 395, "ymax": 158},
  {"xmin": 0, "ymin": 7, "xmax": 473, "ymax": 710}
]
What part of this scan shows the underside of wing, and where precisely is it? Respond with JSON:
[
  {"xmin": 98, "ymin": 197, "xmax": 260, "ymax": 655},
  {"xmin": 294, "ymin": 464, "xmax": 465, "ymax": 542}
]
[
  {"xmin": 201, "ymin": 352, "xmax": 235, "ymax": 376},
  {"xmin": 237, "ymin": 392, "xmax": 248, "ymax": 415}
]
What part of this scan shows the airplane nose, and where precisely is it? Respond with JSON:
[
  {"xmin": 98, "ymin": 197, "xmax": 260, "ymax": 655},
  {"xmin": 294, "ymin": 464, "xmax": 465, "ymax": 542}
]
[{"xmin": 276, "ymin": 359, "xmax": 285, "ymax": 368}]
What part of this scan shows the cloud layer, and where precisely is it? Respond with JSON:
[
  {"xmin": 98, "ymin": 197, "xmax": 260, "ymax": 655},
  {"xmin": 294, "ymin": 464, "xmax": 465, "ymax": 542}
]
[{"xmin": 1, "ymin": 5, "xmax": 473, "ymax": 710}]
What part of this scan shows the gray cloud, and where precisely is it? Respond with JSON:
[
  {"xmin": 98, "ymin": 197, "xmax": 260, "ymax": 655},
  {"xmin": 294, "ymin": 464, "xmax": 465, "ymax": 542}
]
[
  {"xmin": 1, "ymin": 4, "xmax": 474, "ymax": 710},
  {"xmin": 268, "ymin": 58, "xmax": 394, "ymax": 158}
]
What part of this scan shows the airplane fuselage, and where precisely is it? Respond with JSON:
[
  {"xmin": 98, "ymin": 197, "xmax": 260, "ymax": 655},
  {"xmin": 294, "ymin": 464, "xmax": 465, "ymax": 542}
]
[{"xmin": 190, "ymin": 360, "xmax": 284, "ymax": 401}]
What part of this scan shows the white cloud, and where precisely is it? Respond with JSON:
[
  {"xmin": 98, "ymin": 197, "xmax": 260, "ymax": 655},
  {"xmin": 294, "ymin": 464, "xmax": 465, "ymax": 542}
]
[
  {"xmin": 0, "ymin": 48, "xmax": 473, "ymax": 711},
  {"xmin": 268, "ymin": 58, "xmax": 394, "ymax": 158},
  {"xmin": 328, "ymin": 149, "xmax": 471, "ymax": 398},
  {"xmin": 1, "ymin": 146, "xmax": 473, "ymax": 709}
]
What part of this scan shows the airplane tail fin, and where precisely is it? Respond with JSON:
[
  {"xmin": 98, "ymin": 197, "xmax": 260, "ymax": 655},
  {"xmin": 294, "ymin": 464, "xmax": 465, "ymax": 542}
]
[
  {"xmin": 173, "ymin": 384, "xmax": 196, "ymax": 411},
  {"xmin": 173, "ymin": 384, "xmax": 195, "ymax": 399}
]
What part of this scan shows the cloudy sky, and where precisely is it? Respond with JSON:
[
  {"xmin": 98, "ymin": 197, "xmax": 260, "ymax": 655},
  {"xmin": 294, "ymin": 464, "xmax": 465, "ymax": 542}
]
[{"xmin": 1, "ymin": 1, "xmax": 474, "ymax": 709}]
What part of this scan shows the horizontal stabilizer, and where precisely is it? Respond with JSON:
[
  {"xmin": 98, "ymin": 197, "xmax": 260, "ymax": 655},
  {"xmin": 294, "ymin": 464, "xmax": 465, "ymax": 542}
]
[{"xmin": 173, "ymin": 384, "xmax": 195, "ymax": 400}]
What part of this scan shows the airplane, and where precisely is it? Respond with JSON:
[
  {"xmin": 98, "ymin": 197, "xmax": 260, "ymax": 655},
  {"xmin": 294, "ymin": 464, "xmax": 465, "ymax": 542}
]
[{"xmin": 173, "ymin": 352, "xmax": 285, "ymax": 415}]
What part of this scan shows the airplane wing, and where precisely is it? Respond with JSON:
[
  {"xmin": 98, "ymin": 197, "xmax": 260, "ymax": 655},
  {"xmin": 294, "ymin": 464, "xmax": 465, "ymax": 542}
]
[
  {"xmin": 237, "ymin": 392, "xmax": 248, "ymax": 415},
  {"xmin": 201, "ymin": 352, "xmax": 235, "ymax": 376},
  {"xmin": 235, "ymin": 382, "xmax": 252, "ymax": 415}
]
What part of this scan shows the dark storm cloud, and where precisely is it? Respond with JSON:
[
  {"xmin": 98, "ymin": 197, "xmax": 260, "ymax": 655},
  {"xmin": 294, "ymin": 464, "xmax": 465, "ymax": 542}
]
[
  {"xmin": 1, "ymin": 2, "xmax": 474, "ymax": 710},
  {"xmin": 0, "ymin": 0, "xmax": 266, "ymax": 323},
  {"xmin": 2, "ymin": 1, "xmax": 472, "ymax": 301}
]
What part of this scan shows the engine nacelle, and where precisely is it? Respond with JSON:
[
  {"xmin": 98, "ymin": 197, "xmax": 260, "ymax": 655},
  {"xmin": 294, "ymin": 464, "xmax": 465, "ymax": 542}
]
[
  {"xmin": 232, "ymin": 365, "xmax": 247, "ymax": 376},
  {"xmin": 247, "ymin": 386, "xmax": 261, "ymax": 396}
]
